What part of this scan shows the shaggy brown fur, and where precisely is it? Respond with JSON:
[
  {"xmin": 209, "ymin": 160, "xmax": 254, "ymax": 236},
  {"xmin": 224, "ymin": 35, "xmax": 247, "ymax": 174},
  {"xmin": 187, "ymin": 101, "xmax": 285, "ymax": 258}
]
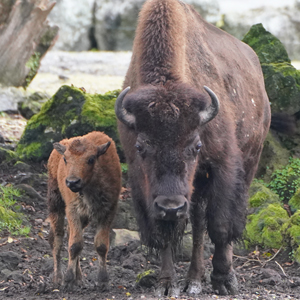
[
  {"xmin": 116, "ymin": 0, "xmax": 271, "ymax": 297},
  {"xmin": 47, "ymin": 131, "xmax": 121, "ymax": 289}
]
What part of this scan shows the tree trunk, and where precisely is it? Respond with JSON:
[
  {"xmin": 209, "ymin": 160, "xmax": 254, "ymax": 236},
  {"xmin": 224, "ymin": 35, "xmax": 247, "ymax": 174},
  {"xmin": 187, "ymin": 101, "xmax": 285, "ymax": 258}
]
[{"xmin": 0, "ymin": 0, "xmax": 58, "ymax": 87}]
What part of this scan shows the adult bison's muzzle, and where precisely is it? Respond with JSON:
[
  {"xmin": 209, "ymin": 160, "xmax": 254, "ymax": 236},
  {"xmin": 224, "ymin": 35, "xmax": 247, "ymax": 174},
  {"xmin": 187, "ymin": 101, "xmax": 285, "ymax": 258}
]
[
  {"xmin": 65, "ymin": 177, "xmax": 82, "ymax": 193},
  {"xmin": 154, "ymin": 195, "xmax": 189, "ymax": 221}
]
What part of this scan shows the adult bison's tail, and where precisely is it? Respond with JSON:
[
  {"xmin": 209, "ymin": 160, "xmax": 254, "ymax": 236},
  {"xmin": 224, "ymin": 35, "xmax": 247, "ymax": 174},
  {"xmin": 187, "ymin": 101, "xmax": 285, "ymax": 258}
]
[{"xmin": 270, "ymin": 112, "xmax": 297, "ymax": 135}]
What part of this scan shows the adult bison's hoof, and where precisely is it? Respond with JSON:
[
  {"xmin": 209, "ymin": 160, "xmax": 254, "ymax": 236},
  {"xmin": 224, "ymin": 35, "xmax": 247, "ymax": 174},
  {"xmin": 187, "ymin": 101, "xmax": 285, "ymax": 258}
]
[
  {"xmin": 184, "ymin": 279, "xmax": 202, "ymax": 295},
  {"xmin": 211, "ymin": 271, "xmax": 238, "ymax": 295},
  {"xmin": 156, "ymin": 278, "xmax": 180, "ymax": 298}
]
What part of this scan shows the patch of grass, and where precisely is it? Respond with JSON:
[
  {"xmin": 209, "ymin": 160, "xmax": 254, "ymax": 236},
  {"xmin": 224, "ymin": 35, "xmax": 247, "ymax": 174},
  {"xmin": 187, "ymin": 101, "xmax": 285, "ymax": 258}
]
[
  {"xmin": 0, "ymin": 185, "xmax": 30, "ymax": 236},
  {"xmin": 267, "ymin": 157, "xmax": 300, "ymax": 203}
]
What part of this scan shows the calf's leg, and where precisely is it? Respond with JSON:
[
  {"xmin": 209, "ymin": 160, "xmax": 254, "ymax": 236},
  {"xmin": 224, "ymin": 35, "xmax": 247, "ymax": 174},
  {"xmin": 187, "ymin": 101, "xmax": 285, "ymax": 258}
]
[
  {"xmin": 47, "ymin": 184, "xmax": 65, "ymax": 286},
  {"xmin": 64, "ymin": 204, "xmax": 84, "ymax": 289},
  {"xmin": 94, "ymin": 226, "xmax": 110, "ymax": 288}
]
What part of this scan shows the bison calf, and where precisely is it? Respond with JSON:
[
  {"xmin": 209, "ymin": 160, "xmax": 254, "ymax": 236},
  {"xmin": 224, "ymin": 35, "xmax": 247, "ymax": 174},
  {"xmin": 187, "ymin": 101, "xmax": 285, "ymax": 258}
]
[{"xmin": 47, "ymin": 131, "xmax": 121, "ymax": 289}]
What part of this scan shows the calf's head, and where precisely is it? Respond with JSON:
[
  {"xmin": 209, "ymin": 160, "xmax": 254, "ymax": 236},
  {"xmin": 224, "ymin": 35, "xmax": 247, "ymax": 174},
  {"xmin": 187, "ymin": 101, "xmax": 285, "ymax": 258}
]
[
  {"xmin": 53, "ymin": 138, "xmax": 111, "ymax": 193},
  {"xmin": 115, "ymin": 83, "xmax": 219, "ymax": 222}
]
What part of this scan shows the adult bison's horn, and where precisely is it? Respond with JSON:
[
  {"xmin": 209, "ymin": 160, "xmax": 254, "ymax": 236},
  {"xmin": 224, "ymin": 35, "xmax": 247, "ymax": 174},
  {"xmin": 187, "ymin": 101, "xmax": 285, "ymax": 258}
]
[
  {"xmin": 115, "ymin": 86, "xmax": 136, "ymax": 128},
  {"xmin": 199, "ymin": 86, "xmax": 220, "ymax": 125}
]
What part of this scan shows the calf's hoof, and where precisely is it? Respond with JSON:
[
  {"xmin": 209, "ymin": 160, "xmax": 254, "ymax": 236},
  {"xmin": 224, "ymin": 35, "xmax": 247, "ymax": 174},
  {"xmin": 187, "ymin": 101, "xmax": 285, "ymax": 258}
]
[
  {"xmin": 156, "ymin": 278, "xmax": 179, "ymax": 298},
  {"xmin": 184, "ymin": 279, "xmax": 202, "ymax": 295},
  {"xmin": 52, "ymin": 271, "xmax": 63, "ymax": 287},
  {"xmin": 63, "ymin": 269, "xmax": 83, "ymax": 290},
  {"xmin": 97, "ymin": 269, "xmax": 109, "ymax": 291},
  {"xmin": 211, "ymin": 271, "xmax": 238, "ymax": 295}
]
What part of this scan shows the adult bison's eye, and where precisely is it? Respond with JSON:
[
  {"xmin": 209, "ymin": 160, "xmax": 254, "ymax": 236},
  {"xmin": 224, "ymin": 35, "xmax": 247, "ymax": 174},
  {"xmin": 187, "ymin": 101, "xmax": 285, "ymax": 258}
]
[
  {"xmin": 63, "ymin": 157, "xmax": 67, "ymax": 164},
  {"xmin": 88, "ymin": 156, "xmax": 95, "ymax": 165},
  {"xmin": 135, "ymin": 143, "xmax": 143, "ymax": 153},
  {"xmin": 195, "ymin": 142, "xmax": 202, "ymax": 152}
]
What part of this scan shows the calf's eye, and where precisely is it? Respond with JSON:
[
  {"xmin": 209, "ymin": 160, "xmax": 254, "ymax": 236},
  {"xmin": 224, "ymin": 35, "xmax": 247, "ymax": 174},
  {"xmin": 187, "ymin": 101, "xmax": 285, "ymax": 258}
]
[
  {"xmin": 63, "ymin": 157, "xmax": 67, "ymax": 164},
  {"xmin": 88, "ymin": 157, "xmax": 95, "ymax": 165}
]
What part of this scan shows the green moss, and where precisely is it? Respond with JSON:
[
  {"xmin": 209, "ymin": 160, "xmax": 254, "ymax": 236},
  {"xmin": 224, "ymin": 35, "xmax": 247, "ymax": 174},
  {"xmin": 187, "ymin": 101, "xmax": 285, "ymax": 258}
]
[
  {"xmin": 0, "ymin": 147, "xmax": 19, "ymax": 164},
  {"xmin": 244, "ymin": 203, "xmax": 289, "ymax": 249},
  {"xmin": 294, "ymin": 246, "xmax": 300, "ymax": 263},
  {"xmin": 281, "ymin": 211, "xmax": 300, "ymax": 262},
  {"xmin": 242, "ymin": 23, "xmax": 290, "ymax": 64},
  {"xmin": 0, "ymin": 186, "xmax": 30, "ymax": 236},
  {"xmin": 136, "ymin": 269, "xmax": 155, "ymax": 282},
  {"xmin": 256, "ymin": 132, "xmax": 290, "ymax": 182},
  {"xmin": 248, "ymin": 182, "xmax": 280, "ymax": 210},
  {"xmin": 24, "ymin": 52, "xmax": 41, "ymax": 88},
  {"xmin": 288, "ymin": 189, "xmax": 300, "ymax": 213},
  {"xmin": 16, "ymin": 85, "xmax": 121, "ymax": 162},
  {"xmin": 262, "ymin": 62, "xmax": 300, "ymax": 114}
]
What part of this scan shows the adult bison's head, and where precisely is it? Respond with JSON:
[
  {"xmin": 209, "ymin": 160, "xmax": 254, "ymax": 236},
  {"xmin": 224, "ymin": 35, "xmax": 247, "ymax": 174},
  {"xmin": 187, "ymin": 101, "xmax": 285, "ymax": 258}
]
[{"xmin": 115, "ymin": 82, "xmax": 219, "ymax": 223}]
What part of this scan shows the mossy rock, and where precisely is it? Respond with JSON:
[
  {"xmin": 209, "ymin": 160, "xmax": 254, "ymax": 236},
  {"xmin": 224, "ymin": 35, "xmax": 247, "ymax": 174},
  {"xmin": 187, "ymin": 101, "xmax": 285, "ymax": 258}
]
[
  {"xmin": 242, "ymin": 23, "xmax": 290, "ymax": 64},
  {"xmin": 16, "ymin": 85, "xmax": 121, "ymax": 162},
  {"xmin": 262, "ymin": 63, "xmax": 300, "ymax": 115},
  {"xmin": 248, "ymin": 181, "xmax": 280, "ymax": 213},
  {"xmin": 0, "ymin": 147, "xmax": 19, "ymax": 165},
  {"xmin": 256, "ymin": 132, "xmax": 290, "ymax": 182},
  {"xmin": 244, "ymin": 203, "xmax": 289, "ymax": 249},
  {"xmin": 288, "ymin": 188, "xmax": 300, "ymax": 214},
  {"xmin": 243, "ymin": 24, "xmax": 300, "ymax": 115},
  {"xmin": 282, "ymin": 211, "xmax": 300, "ymax": 262}
]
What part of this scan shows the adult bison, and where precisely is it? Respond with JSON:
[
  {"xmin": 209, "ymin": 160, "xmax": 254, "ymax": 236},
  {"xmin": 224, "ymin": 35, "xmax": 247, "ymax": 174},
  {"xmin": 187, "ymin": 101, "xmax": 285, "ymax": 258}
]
[{"xmin": 115, "ymin": 0, "xmax": 270, "ymax": 296}]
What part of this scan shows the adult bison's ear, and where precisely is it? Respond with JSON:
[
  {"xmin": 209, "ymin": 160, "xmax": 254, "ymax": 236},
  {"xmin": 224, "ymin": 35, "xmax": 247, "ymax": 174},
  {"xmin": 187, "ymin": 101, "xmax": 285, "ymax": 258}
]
[
  {"xmin": 97, "ymin": 141, "xmax": 111, "ymax": 157},
  {"xmin": 115, "ymin": 87, "xmax": 136, "ymax": 129},
  {"xmin": 53, "ymin": 142, "xmax": 66, "ymax": 155},
  {"xmin": 199, "ymin": 86, "xmax": 220, "ymax": 125}
]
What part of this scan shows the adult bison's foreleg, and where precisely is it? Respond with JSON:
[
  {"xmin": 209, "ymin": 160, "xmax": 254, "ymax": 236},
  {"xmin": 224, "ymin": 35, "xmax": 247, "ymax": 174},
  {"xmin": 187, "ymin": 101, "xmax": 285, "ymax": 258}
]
[
  {"xmin": 207, "ymin": 172, "xmax": 246, "ymax": 295},
  {"xmin": 156, "ymin": 244, "xmax": 179, "ymax": 297},
  {"xmin": 184, "ymin": 201, "xmax": 206, "ymax": 295},
  {"xmin": 64, "ymin": 204, "xmax": 84, "ymax": 289},
  {"xmin": 211, "ymin": 242, "xmax": 238, "ymax": 295}
]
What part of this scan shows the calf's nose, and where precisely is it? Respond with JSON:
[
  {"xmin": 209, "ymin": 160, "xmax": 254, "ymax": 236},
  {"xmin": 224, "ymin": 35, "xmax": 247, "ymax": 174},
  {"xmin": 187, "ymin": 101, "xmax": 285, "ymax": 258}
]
[
  {"xmin": 154, "ymin": 195, "xmax": 189, "ymax": 221},
  {"xmin": 66, "ymin": 178, "xmax": 82, "ymax": 192}
]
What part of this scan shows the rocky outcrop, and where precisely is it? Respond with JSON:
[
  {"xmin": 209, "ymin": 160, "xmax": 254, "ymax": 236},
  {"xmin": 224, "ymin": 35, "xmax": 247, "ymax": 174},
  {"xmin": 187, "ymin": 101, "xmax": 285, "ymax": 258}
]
[
  {"xmin": 222, "ymin": 4, "xmax": 300, "ymax": 60},
  {"xmin": 49, "ymin": 0, "xmax": 220, "ymax": 51},
  {"xmin": 48, "ymin": 0, "xmax": 95, "ymax": 51}
]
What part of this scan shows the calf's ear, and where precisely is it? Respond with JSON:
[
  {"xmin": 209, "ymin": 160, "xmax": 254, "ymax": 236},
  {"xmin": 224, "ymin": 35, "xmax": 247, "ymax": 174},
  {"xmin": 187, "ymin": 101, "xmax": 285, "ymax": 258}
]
[
  {"xmin": 97, "ymin": 141, "xmax": 111, "ymax": 157},
  {"xmin": 53, "ymin": 142, "xmax": 66, "ymax": 155}
]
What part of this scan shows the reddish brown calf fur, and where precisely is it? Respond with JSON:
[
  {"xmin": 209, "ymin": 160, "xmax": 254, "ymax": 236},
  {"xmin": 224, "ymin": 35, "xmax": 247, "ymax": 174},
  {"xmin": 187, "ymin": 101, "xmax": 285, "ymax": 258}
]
[{"xmin": 47, "ymin": 131, "xmax": 121, "ymax": 289}]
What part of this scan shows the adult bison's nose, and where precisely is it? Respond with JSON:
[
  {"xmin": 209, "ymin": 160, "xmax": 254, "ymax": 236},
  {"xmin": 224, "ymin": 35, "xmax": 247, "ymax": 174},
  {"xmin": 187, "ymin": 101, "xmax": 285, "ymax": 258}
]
[
  {"xmin": 66, "ymin": 177, "xmax": 82, "ymax": 193},
  {"xmin": 154, "ymin": 195, "xmax": 189, "ymax": 221}
]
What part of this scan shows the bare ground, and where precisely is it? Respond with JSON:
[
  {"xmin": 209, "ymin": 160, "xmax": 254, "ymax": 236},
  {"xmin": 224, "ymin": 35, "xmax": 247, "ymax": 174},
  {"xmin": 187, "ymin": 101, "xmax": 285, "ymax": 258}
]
[
  {"xmin": 0, "ymin": 155, "xmax": 300, "ymax": 300},
  {"xmin": 1, "ymin": 52, "xmax": 300, "ymax": 299}
]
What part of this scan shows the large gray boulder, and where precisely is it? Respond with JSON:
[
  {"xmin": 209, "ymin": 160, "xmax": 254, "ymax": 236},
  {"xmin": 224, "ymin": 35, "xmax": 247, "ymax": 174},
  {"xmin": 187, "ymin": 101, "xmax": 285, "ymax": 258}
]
[
  {"xmin": 48, "ymin": 0, "xmax": 95, "ymax": 51},
  {"xmin": 221, "ymin": 4, "xmax": 300, "ymax": 60},
  {"xmin": 95, "ymin": 0, "xmax": 220, "ymax": 51}
]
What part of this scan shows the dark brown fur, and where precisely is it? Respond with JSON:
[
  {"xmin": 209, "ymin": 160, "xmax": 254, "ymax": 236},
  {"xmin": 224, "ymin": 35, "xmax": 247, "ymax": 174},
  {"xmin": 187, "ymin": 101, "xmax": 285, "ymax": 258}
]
[
  {"xmin": 47, "ymin": 131, "xmax": 121, "ymax": 289},
  {"xmin": 116, "ymin": 0, "xmax": 271, "ymax": 297}
]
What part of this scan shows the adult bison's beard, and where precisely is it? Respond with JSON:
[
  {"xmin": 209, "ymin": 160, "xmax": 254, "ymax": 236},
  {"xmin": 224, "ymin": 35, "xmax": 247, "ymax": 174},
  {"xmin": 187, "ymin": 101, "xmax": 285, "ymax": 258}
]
[{"xmin": 146, "ymin": 219, "xmax": 187, "ymax": 251}]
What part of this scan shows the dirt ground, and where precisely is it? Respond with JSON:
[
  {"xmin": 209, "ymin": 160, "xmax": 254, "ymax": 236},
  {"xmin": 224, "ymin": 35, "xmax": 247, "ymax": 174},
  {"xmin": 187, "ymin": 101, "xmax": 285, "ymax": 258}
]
[
  {"xmin": 1, "ymin": 52, "xmax": 300, "ymax": 299},
  {"xmin": 0, "ymin": 153, "xmax": 300, "ymax": 300}
]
